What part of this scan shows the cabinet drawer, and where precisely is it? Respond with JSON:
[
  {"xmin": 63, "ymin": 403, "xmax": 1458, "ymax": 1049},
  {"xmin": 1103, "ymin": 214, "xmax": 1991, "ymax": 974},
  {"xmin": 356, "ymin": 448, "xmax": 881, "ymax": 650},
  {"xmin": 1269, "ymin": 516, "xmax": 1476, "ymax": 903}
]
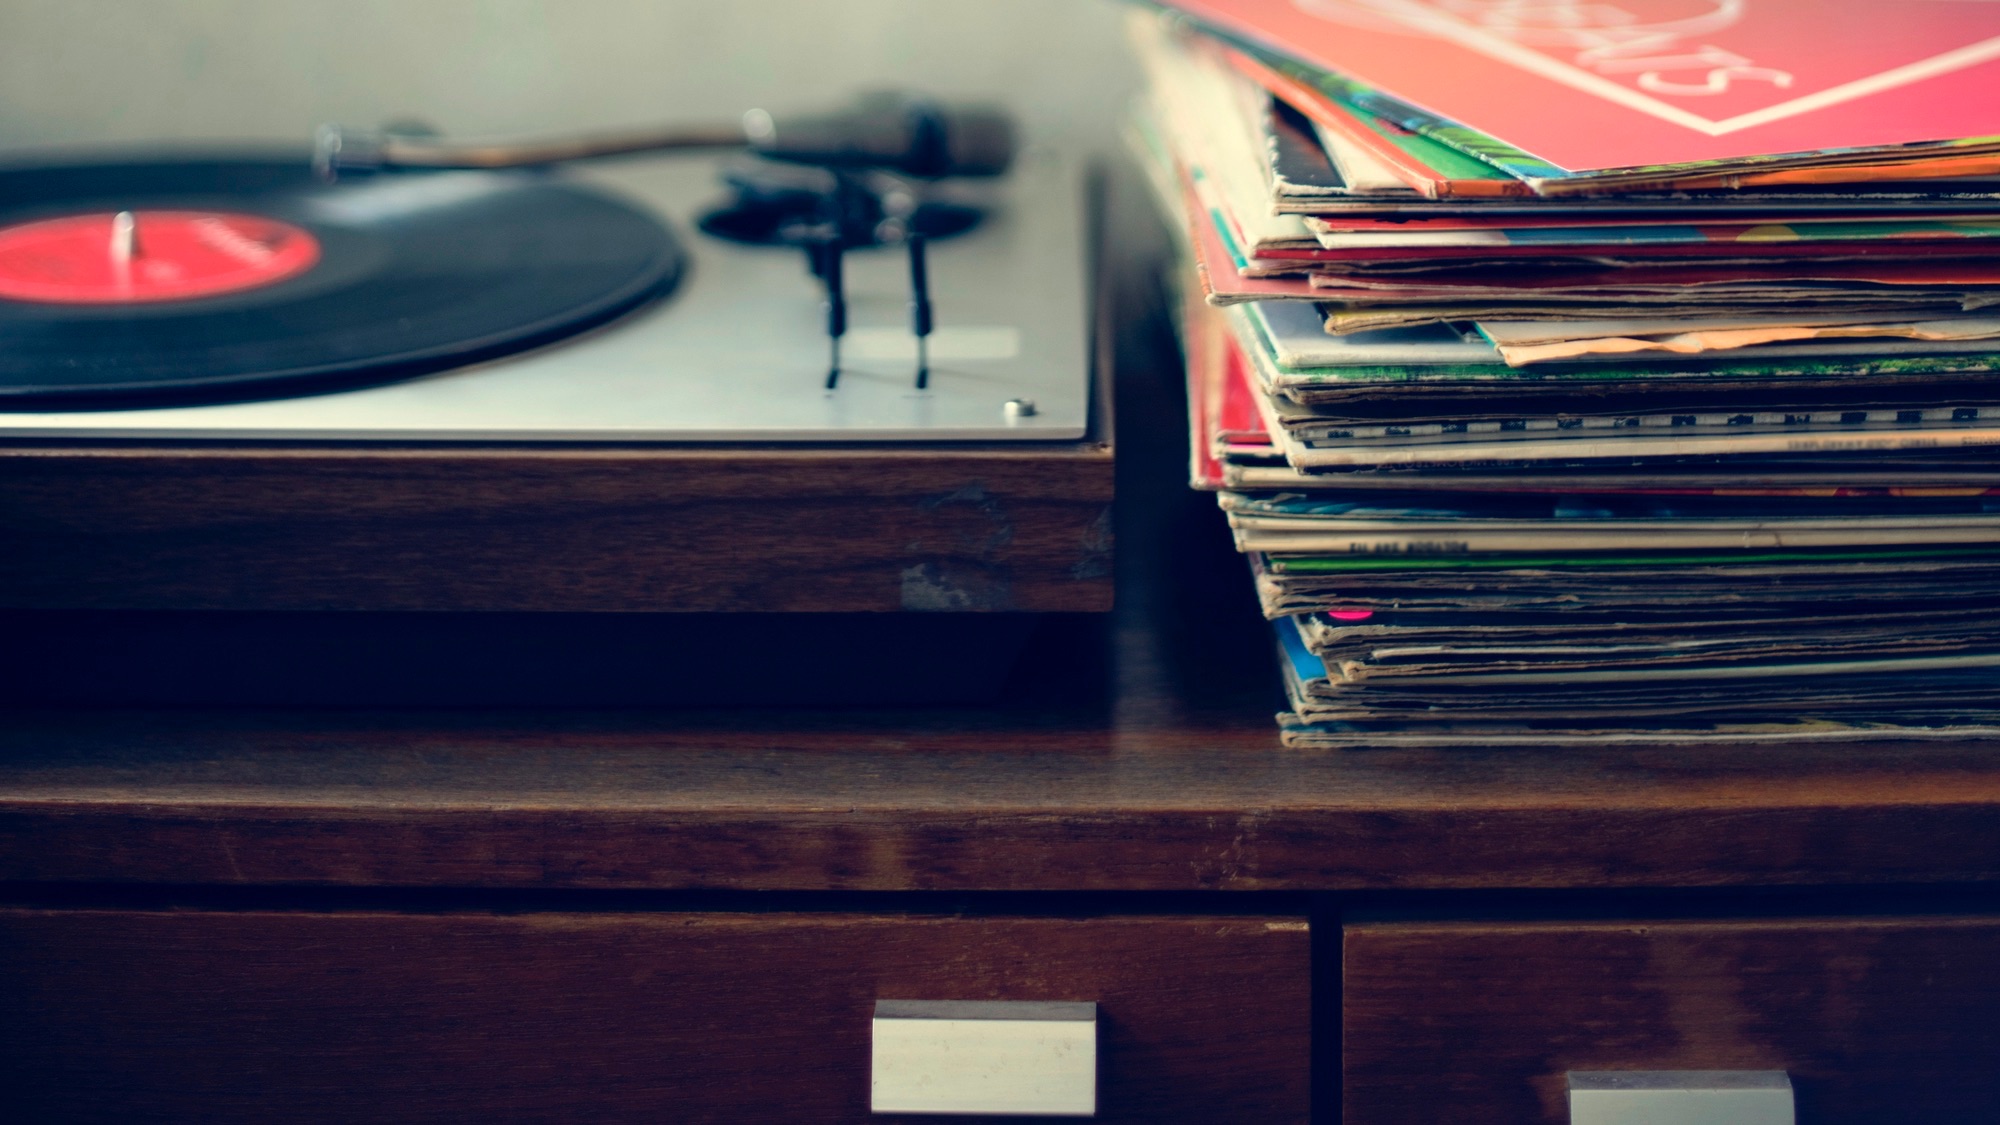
[
  {"xmin": 0, "ymin": 908, "xmax": 1309, "ymax": 1123},
  {"xmin": 1343, "ymin": 914, "xmax": 2000, "ymax": 1124}
]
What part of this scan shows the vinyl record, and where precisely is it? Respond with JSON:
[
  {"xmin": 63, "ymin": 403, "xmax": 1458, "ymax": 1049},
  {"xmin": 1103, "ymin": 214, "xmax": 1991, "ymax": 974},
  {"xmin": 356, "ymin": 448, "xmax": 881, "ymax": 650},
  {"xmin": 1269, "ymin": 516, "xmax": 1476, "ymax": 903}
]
[{"xmin": 0, "ymin": 152, "xmax": 685, "ymax": 404}]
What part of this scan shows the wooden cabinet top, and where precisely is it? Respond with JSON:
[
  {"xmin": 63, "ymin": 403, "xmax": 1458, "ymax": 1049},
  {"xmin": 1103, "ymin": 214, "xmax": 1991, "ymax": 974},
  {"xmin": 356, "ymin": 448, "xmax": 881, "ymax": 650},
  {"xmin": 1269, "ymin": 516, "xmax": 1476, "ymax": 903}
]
[{"xmin": 7, "ymin": 688, "xmax": 2000, "ymax": 892}]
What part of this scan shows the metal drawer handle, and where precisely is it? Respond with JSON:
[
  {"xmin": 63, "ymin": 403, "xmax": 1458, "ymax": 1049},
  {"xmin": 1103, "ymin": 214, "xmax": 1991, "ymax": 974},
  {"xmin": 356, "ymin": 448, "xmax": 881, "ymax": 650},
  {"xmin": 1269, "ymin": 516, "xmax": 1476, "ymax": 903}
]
[
  {"xmin": 1569, "ymin": 1071, "xmax": 1794, "ymax": 1125},
  {"xmin": 871, "ymin": 999, "xmax": 1097, "ymax": 1117}
]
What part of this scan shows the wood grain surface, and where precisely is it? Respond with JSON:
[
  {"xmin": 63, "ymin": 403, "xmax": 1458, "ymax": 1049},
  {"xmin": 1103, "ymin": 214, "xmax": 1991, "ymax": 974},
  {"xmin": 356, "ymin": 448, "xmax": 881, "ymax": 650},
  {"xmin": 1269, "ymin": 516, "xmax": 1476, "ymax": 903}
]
[
  {"xmin": 0, "ymin": 443, "xmax": 1113, "ymax": 613},
  {"xmin": 1343, "ymin": 914, "xmax": 2000, "ymax": 1125},
  {"xmin": 8, "ymin": 707, "xmax": 2000, "ymax": 892},
  {"xmin": 0, "ymin": 908, "xmax": 1310, "ymax": 1123}
]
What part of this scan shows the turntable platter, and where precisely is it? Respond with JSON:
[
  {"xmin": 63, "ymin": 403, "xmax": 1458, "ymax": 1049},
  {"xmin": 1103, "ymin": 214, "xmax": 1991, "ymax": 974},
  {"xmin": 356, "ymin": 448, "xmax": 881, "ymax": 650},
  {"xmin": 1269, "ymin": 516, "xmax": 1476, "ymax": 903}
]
[{"xmin": 0, "ymin": 155, "xmax": 684, "ymax": 403}]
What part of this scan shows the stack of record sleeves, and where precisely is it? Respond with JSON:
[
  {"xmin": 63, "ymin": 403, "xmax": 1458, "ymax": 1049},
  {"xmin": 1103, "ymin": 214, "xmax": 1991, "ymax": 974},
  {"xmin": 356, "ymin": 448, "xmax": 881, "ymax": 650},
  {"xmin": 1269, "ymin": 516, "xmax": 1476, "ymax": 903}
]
[{"xmin": 1129, "ymin": 0, "xmax": 2000, "ymax": 746}]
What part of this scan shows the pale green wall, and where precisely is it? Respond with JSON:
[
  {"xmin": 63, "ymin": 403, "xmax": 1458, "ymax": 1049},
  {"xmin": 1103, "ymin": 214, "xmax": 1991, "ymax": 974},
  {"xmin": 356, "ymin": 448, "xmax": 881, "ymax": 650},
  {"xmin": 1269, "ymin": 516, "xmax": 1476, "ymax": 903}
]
[{"xmin": 0, "ymin": 0, "xmax": 1136, "ymax": 154}]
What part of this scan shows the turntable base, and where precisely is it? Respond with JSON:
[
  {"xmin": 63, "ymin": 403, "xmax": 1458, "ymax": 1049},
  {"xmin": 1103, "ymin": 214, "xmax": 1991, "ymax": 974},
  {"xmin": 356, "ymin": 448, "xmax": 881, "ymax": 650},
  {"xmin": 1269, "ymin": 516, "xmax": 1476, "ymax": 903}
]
[
  {"xmin": 0, "ymin": 392, "xmax": 1111, "ymax": 704},
  {"xmin": 0, "ymin": 151, "xmax": 1114, "ymax": 705},
  {"xmin": 0, "ymin": 439, "xmax": 1111, "ymax": 616},
  {"xmin": 0, "ymin": 159, "xmax": 1111, "ymax": 614}
]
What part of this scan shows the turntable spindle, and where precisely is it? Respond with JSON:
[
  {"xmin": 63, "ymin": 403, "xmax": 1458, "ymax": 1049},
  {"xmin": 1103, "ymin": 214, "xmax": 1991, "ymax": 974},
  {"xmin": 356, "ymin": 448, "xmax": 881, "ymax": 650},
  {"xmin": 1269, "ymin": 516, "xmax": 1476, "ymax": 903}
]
[{"xmin": 109, "ymin": 210, "xmax": 139, "ymax": 274}]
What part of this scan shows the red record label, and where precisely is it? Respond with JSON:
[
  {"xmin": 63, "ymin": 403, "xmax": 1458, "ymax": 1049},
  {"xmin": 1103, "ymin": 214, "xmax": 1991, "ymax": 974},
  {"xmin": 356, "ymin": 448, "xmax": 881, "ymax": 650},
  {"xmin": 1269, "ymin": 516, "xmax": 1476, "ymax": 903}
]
[{"xmin": 0, "ymin": 210, "xmax": 320, "ymax": 304}]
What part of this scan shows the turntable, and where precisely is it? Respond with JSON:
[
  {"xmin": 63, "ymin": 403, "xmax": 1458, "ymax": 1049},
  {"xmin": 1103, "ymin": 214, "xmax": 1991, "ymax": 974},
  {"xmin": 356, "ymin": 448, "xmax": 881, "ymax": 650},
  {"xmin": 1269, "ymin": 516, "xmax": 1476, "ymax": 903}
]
[{"xmin": 0, "ymin": 99, "xmax": 1113, "ymax": 705}]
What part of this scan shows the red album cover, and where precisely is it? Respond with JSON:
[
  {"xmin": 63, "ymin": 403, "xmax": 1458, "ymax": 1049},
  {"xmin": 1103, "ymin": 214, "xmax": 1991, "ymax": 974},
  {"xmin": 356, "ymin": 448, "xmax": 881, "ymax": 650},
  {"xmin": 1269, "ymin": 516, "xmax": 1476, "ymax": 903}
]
[
  {"xmin": 1182, "ymin": 289, "xmax": 1270, "ymax": 491},
  {"xmin": 1169, "ymin": 0, "xmax": 2000, "ymax": 172},
  {"xmin": 1183, "ymin": 283, "xmax": 1230, "ymax": 489}
]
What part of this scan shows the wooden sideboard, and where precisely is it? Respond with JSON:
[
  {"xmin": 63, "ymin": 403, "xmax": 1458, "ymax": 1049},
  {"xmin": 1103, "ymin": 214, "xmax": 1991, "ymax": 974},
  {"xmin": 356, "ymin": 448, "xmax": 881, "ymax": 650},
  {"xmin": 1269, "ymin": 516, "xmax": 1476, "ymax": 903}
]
[
  {"xmin": 3, "ymin": 166, "xmax": 1999, "ymax": 1123},
  {"xmin": 7, "ymin": 599, "xmax": 2000, "ymax": 1122}
]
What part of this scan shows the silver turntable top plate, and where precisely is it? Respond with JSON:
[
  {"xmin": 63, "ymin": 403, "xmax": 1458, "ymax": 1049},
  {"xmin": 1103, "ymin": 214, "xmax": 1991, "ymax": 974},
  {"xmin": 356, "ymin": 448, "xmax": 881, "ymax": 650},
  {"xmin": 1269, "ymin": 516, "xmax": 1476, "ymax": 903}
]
[{"xmin": 0, "ymin": 151, "xmax": 1091, "ymax": 442}]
